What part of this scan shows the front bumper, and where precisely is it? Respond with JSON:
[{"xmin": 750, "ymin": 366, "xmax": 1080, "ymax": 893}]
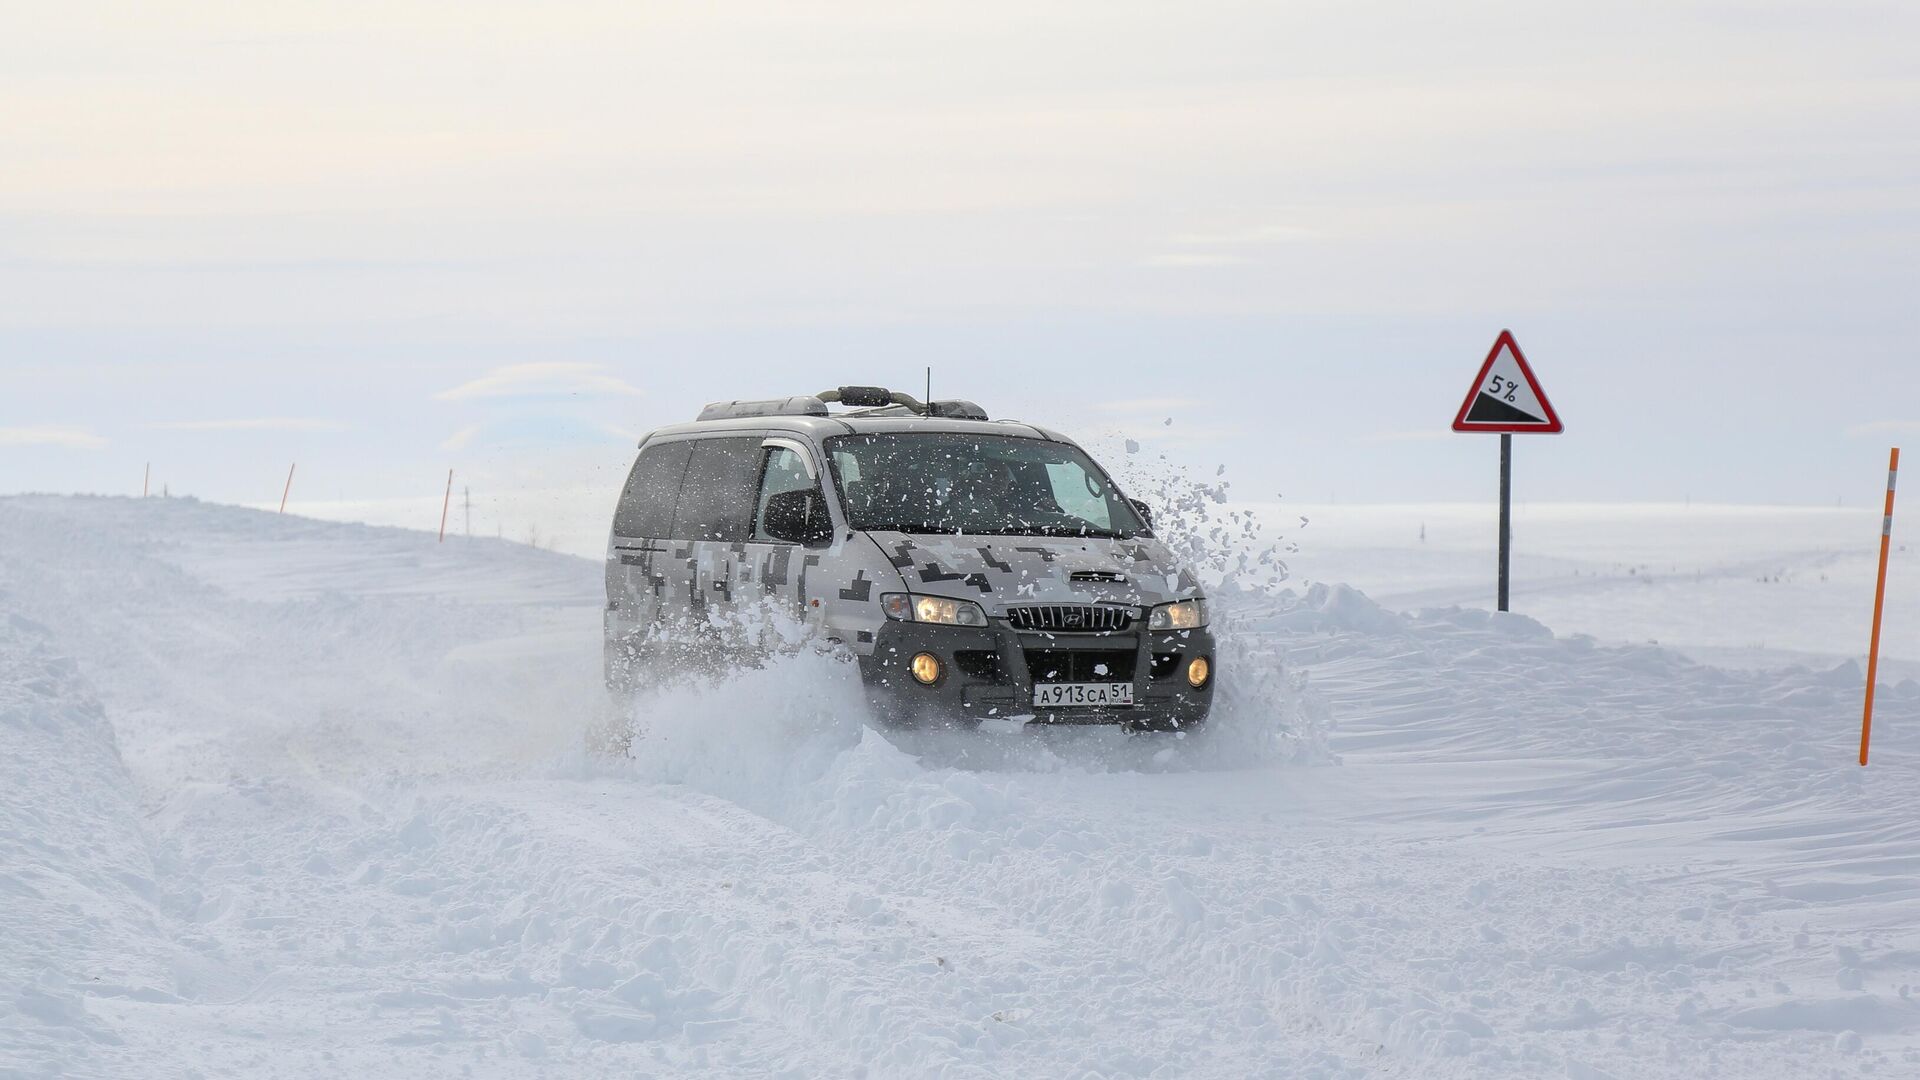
[{"xmin": 859, "ymin": 620, "xmax": 1214, "ymax": 730}]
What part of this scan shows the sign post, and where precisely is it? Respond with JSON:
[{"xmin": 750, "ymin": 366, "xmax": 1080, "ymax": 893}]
[
  {"xmin": 1499, "ymin": 433, "xmax": 1512, "ymax": 610},
  {"xmin": 1452, "ymin": 330, "xmax": 1563, "ymax": 612}
]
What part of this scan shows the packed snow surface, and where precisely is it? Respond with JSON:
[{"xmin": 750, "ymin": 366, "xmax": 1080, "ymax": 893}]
[{"xmin": 3, "ymin": 495, "xmax": 1918, "ymax": 1078}]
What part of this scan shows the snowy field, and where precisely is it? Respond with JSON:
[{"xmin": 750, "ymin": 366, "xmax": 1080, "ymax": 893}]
[
  {"xmin": 1275, "ymin": 501, "xmax": 1918, "ymax": 675},
  {"xmin": 4, "ymin": 494, "xmax": 1918, "ymax": 1078}
]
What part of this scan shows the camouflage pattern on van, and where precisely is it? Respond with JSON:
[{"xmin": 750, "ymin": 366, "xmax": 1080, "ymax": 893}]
[
  {"xmin": 605, "ymin": 411, "xmax": 1205, "ymax": 671},
  {"xmin": 861, "ymin": 531, "xmax": 1200, "ymax": 614},
  {"xmin": 607, "ymin": 530, "xmax": 908, "ymax": 659}
]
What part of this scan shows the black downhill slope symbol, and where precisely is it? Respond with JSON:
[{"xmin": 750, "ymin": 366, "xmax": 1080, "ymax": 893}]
[
  {"xmin": 1464, "ymin": 392, "xmax": 1545, "ymax": 425},
  {"xmin": 888, "ymin": 542, "xmax": 917, "ymax": 569},
  {"xmin": 1014, "ymin": 546, "xmax": 1058, "ymax": 563},
  {"xmin": 839, "ymin": 570, "xmax": 874, "ymax": 602},
  {"xmin": 978, "ymin": 547, "xmax": 1013, "ymax": 573}
]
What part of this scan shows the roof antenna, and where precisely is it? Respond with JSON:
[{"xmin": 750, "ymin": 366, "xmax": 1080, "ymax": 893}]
[{"xmin": 925, "ymin": 365, "xmax": 931, "ymax": 406}]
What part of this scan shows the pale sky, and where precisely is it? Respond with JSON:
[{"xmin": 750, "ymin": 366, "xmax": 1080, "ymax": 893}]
[{"xmin": 4, "ymin": 1, "xmax": 1916, "ymax": 521}]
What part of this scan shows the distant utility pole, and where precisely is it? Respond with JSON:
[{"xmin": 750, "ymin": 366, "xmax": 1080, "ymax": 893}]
[{"xmin": 463, "ymin": 486, "xmax": 472, "ymax": 538}]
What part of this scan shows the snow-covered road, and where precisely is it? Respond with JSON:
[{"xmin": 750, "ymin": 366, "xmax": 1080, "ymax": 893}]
[{"xmin": 3, "ymin": 495, "xmax": 1917, "ymax": 1078}]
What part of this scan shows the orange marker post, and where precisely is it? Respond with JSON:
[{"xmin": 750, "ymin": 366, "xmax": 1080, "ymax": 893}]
[
  {"xmin": 1861, "ymin": 447, "xmax": 1900, "ymax": 766},
  {"xmin": 438, "ymin": 469, "xmax": 454, "ymax": 542},
  {"xmin": 279, "ymin": 463, "xmax": 296, "ymax": 513}
]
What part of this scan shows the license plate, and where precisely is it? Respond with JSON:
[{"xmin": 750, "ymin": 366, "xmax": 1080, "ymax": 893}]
[{"xmin": 1032, "ymin": 682, "xmax": 1135, "ymax": 708}]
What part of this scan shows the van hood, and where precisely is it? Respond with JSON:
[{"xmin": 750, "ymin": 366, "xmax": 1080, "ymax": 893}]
[{"xmin": 865, "ymin": 531, "xmax": 1202, "ymax": 612}]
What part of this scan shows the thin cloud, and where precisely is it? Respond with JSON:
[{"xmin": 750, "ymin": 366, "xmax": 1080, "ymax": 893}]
[
  {"xmin": 0, "ymin": 425, "xmax": 107, "ymax": 449},
  {"xmin": 1845, "ymin": 419, "xmax": 1920, "ymax": 438},
  {"xmin": 435, "ymin": 362, "xmax": 643, "ymax": 401},
  {"xmin": 150, "ymin": 417, "xmax": 344, "ymax": 432},
  {"xmin": 1137, "ymin": 252, "xmax": 1245, "ymax": 268},
  {"xmin": 1139, "ymin": 223, "xmax": 1317, "ymax": 271},
  {"xmin": 1095, "ymin": 421, "xmax": 1245, "ymax": 448},
  {"xmin": 1361, "ymin": 429, "xmax": 1457, "ymax": 443},
  {"xmin": 440, "ymin": 425, "xmax": 481, "ymax": 451},
  {"xmin": 434, "ymin": 416, "xmax": 638, "ymax": 452},
  {"xmin": 1090, "ymin": 397, "xmax": 1205, "ymax": 414},
  {"xmin": 1169, "ymin": 224, "xmax": 1318, "ymax": 247}
]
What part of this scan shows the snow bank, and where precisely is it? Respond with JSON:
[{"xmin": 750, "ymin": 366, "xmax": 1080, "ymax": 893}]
[
  {"xmin": 0, "ymin": 607, "xmax": 171, "ymax": 1072},
  {"xmin": 4, "ymin": 494, "xmax": 1919, "ymax": 1078}
]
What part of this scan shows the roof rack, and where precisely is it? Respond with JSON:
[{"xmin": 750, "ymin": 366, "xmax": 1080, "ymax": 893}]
[{"xmin": 695, "ymin": 386, "xmax": 987, "ymax": 422}]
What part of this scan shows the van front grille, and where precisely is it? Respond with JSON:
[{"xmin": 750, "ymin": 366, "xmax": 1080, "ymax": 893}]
[{"xmin": 1006, "ymin": 605, "xmax": 1134, "ymax": 633}]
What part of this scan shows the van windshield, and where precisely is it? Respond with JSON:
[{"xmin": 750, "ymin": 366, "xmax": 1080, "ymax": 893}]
[{"xmin": 825, "ymin": 432, "xmax": 1145, "ymax": 539}]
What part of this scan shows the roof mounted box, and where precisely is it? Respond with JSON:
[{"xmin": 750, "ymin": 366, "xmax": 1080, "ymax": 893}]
[
  {"xmin": 928, "ymin": 399, "xmax": 988, "ymax": 421},
  {"xmin": 696, "ymin": 396, "xmax": 829, "ymax": 421}
]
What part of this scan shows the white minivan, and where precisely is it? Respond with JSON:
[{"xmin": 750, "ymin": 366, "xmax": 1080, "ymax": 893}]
[{"xmin": 604, "ymin": 387, "xmax": 1214, "ymax": 729}]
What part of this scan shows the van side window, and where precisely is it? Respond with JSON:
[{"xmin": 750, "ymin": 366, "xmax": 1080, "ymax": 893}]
[
  {"xmin": 753, "ymin": 447, "xmax": 821, "ymax": 541},
  {"xmin": 670, "ymin": 437, "xmax": 762, "ymax": 542},
  {"xmin": 613, "ymin": 440, "xmax": 692, "ymax": 538}
]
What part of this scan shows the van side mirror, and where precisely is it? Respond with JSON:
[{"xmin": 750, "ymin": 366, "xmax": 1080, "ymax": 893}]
[
  {"xmin": 1128, "ymin": 498, "xmax": 1155, "ymax": 530},
  {"xmin": 763, "ymin": 489, "xmax": 832, "ymax": 546}
]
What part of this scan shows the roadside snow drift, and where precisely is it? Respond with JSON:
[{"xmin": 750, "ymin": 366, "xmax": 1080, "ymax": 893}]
[{"xmin": 2, "ymin": 494, "xmax": 1918, "ymax": 1079}]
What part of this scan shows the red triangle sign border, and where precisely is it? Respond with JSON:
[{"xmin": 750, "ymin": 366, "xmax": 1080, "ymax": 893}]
[{"xmin": 1452, "ymin": 329, "xmax": 1564, "ymax": 434}]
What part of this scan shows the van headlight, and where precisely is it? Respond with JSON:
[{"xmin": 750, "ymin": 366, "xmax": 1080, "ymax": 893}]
[
  {"xmin": 880, "ymin": 593, "xmax": 988, "ymax": 627},
  {"xmin": 1148, "ymin": 598, "xmax": 1208, "ymax": 630}
]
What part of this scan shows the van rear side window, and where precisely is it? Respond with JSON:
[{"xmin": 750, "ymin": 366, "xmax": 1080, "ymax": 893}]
[
  {"xmin": 671, "ymin": 437, "xmax": 762, "ymax": 542},
  {"xmin": 613, "ymin": 441, "xmax": 692, "ymax": 538}
]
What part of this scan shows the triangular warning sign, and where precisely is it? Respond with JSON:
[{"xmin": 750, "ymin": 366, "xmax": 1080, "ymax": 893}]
[{"xmin": 1452, "ymin": 330, "xmax": 1563, "ymax": 433}]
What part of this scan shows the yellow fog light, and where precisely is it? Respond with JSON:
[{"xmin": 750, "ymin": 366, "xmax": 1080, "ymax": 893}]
[
  {"xmin": 910, "ymin": 652, "xmax": 942, "ymax": 686},
  {"xmin": 1186, "ymin": 656, "xmax": 1211, "ymax": 688}
]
